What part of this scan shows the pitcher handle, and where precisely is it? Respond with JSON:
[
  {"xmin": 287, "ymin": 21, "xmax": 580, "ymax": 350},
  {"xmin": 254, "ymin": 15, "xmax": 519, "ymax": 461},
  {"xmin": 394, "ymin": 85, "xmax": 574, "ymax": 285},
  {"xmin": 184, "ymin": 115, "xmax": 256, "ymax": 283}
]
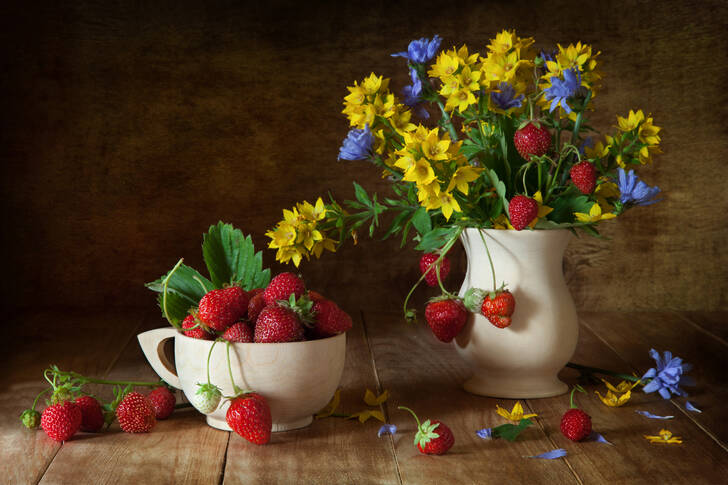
[{"xmin": 137, "ymin": 327, "xmax": 181, "ymax": 389}]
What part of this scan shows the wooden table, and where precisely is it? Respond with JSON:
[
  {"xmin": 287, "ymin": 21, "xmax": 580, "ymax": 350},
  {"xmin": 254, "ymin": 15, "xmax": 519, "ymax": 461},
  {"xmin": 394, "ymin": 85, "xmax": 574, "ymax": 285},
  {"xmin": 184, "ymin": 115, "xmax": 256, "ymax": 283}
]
[{"xmin": 3, "ymin": 309, "xmax": 727, "ymax": 484}]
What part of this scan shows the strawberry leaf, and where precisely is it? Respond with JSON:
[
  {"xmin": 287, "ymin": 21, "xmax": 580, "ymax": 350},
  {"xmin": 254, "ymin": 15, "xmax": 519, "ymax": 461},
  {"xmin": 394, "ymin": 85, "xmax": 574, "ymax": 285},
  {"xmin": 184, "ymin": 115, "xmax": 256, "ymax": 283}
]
[
  {"xmin": 414, "ymin": 227, "xmax": 458, "ymax": 252},
  {"xmin": 202, "ymin": 222, "xmax": 271, "ymax": 291},
  {"xmin": 492, "ymin": 418, "xmax": 533, "ymax": 442},
  {"xmin": 411, "ymin": 207, "xmax": 432, "ymax": 237},
  {"xmin": 146, "ymin": 263, "xmax": 213, "ymax": 325}
]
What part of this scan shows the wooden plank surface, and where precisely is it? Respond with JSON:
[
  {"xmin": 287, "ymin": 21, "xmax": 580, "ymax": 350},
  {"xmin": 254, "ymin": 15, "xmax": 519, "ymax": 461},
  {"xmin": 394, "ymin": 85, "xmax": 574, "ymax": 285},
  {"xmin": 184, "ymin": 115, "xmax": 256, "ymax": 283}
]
[
  {"xmin": 580, "ymin": 311, "xmax": 728, "ymax": 446},
  {"xmin": 677, "ymin": 311, "xmax": 728, "ymax": 343},
  {"xmin": 221, "ymin": 311, "xmax": 401, "ymax": 485},
  {"xmin": 38, "ymin": 314, "xmax": 230, "ymax": 485},
  {"xmin": 0, "ymin": 309, "xmax": 144, "ymax": 485},
  {"xmin": 364, "ymin": 311, "xmax": 581, "ymax": 485}
]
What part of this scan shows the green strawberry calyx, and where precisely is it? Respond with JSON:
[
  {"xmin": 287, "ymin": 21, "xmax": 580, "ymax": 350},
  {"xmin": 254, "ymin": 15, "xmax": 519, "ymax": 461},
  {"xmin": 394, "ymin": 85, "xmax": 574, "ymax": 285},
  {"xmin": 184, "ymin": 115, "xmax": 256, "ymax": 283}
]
[
  {"xmin": 463, "ymin": 288, "xmax": 486, "ymax": 312},
  {"xmin": 398, "ymin": 406, "xmax": 440, "ymax": 448},
  {"xmin": 278, "ymin": 293, "xmax": 315, "ymax": 328}
]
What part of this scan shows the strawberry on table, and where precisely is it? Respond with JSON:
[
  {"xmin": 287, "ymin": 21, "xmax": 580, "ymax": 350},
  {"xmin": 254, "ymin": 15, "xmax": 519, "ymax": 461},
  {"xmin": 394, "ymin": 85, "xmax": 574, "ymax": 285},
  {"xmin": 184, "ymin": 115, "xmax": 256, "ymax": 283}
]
[
  {"xmin": 560, "ymin": 386, "xmax": 592, "ymax": 441},
  {"xmin": 424, "ymin": 297, "xmax": 468, "ymax": 342},
  {"xmin": 41, "ymin": 401, "xmax": 82, "ymax": 442},
  {"xmin": 398, "ymin": 406, "xmax": 454, "ymax": 455},
  {"xmin": 226, "ymin": 393, "xmax": 272, "ymax": 445},
  {"xmin": 75, "ymin": 395, "xmax": 105, "ymax": 432},
  {"xmin": 148, "ymin": 387, "xmax": 176, "ymax": 420},
  {"xmin": 116, "ymin": 392, "xmax": 156, "ymax": 433},
  {"xmin": 419, "ymin": 253, "xmax": 451, "ymax": 287}
]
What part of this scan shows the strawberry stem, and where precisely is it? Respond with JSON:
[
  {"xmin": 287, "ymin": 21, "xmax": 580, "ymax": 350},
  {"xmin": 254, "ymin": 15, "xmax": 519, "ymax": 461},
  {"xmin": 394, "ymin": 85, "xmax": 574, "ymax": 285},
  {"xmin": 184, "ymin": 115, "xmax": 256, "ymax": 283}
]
[
  {"xmin": 193, "ymin": 275, "xmax": 211, "ymax": 294},
  {"xmin": 398, "ymin": 406, "xmax": 422, "ymax": 430},
  {"xmin": 162, "ymin": 258, "xmax": 185, "ymax": 329},
  {"xmin": 206, "ymin": 339, "xmax": 218, "ymax": 385},
  {"xmin": 225, "ymin": 341, "xmax": 244, "ymax": 396},
  {"xmin": 476, "ymin": 229, "xmax": 497, "ymax": 291},
  {"xmin": 52, "ymin": 369, "xmax": 163, "ymax": 388},
  {"xmin": 31, "ymin": 388, "xmax": 51, "ymax": 410}
]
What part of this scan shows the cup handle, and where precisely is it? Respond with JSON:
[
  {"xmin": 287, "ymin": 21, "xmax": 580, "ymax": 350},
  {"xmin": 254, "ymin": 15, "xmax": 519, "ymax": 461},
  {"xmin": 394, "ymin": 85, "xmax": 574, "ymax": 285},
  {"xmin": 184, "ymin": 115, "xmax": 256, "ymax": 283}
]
[{"xmin": 137, "ymin": 327, "xmax": 181, "ymax": 389}]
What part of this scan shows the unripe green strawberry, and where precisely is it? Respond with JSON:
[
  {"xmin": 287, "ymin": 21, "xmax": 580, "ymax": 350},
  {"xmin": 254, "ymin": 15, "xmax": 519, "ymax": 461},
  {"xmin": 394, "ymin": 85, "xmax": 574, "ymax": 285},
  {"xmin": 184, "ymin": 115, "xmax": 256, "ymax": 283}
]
[{"xmin": 192, "ymin": 383, "xmax": 222, "ymax": 414}]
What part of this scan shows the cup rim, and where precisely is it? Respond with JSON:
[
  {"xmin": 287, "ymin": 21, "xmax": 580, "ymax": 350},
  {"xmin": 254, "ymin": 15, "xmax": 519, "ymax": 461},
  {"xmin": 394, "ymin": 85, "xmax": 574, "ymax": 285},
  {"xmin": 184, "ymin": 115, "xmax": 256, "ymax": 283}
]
[{"xmin": 173, "ymin": 328, "xmax": 346, "ymax": 346}]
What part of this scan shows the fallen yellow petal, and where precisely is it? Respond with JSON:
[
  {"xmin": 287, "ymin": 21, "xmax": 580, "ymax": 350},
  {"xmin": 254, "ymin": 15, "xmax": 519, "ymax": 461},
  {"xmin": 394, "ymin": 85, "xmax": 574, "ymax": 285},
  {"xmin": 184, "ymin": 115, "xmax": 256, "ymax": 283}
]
[
  {"xmin": 364, "ymin": 389, "xmax": 389, "ymax": 406},
  {"xmin": 315, "ymin": 389, "xmax": 341, "ymax": 419}
]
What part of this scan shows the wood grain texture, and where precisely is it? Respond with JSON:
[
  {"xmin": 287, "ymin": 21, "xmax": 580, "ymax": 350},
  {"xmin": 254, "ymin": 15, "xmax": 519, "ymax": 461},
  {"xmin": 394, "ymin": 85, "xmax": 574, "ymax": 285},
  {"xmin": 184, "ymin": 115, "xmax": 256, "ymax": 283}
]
[
  {"xmin": 580, "ymin": 311, "xmax": 728, "ymax": 446},
  {"xmin": 221, "ymin": 312, "xmax": 400, "ymax": 485},
  {"xmin": 365, "ymin": 311, "xmax": 581, "ymax": 485},
  {"xmin": 0, "ymin": 0, "xmax": 726, "ymax": 315},
  {"xmin": 0, "ymin": 309, "xmax": 144, "ymax": 485},
  {"xmin": 38, "ymin": 315, "xmax": 230, "ymax": 485}
]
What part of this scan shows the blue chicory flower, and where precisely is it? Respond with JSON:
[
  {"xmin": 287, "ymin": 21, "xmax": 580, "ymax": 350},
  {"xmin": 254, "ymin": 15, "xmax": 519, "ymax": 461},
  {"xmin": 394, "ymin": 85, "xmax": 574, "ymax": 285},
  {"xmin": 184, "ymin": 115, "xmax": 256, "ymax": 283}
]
[
  {"xmin": 528, "ymin": 449, "xmax": 567, "ymax": 459},
  {"xmin": 586, "ymin": 432, "xmax": 613, "ymax": 445},
  {"xmin": 476, "ymin": 427, "xmax": 493, "ymax": 440},
  {"xmin": 338, "ymin": 125, "xmax": 374, "ymax": 161},
  {"xmin": 391, "ymin": 35, "xmax": 442, "ymax": 64},
  {"xmin": 539, "ymin": 49, "xmax": 556, "ymax": 63},
  {"xmin": 636, "ymin": 410, "xmax": 674, "ymax": 420},
  {"xmin": 377, "ymin": 424, "xmax": 397, "ymax": 437},
  {"xmin": 616, "ymin": 168, "xmax": 662, "ymax": 206},
  {"xmin": 402, "ymin": 68, "xmax": 430, "ymax": 119},
  {"xmin": 641, "ymin": 349, "xmax": 694, "ymax": 399},
  {"xmin": 543, "ymin": 68, "xmax": 581, "ymax": 114},
  {"xmin": 490, "ymin": 82, "xmax": 524, "ymax": 111},
  {"xmin": 685, "ymin": 401, "xmax": 702, "ymax": 413}
]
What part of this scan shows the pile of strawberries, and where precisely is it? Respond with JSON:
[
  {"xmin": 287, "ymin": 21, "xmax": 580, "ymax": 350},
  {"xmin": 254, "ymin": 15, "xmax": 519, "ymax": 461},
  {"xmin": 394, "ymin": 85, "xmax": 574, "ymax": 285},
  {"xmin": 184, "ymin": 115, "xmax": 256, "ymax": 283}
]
[
  {"xmin": 419, "ymin": 254, "xmax": 516, "ymax": 344},
  {"xmin": 181, "ymin": 272, "xmax": 352, "ymax": 343}
]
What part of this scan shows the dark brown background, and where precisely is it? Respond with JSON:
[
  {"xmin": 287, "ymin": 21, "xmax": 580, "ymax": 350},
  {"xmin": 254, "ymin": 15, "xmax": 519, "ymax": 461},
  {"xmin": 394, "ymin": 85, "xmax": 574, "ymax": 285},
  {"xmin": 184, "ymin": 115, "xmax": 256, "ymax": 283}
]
[{"xmin": 1, "ymin": 0, "xmax": 726, "ymax": 316}]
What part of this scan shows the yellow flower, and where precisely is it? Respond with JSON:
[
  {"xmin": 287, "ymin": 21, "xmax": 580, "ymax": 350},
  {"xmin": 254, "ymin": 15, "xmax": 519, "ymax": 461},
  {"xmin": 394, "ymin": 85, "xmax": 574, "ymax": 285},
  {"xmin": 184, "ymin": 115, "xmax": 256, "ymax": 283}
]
[
  {"xmin": 528, "ymin": 191, "xmax": 554, "ymax": 228},
  {"xmin": 595, "ymin": 389, "xmax": 632, "ymax": 407},
  {"xmin": 602, "ymin": 378, "xmax": 640, "ymax": 393},
  {"xmin": 297, "ymin": 198, "xmax": 327, "ymax": 222},
  {"xmin": 275, "ymin": 246, "xmax": 305, "ymax": 267},
  {"xmin": 311, "ymin": 237, "xmax": 337, "ymax": 258},
  {"xmin": 585, "ymin": 140, "xmax": 609, "ymax": 160},
  {"xmin": 453, "ymin": 44, "xmax": 480, "ymax": 66},
  {"xmin": 361, "ymin": 72, "xmax": 388, "ymax": 95},
  {"xmin": 487, "ymin": 29, "xmax": 535, "ymax": 57},
  {"xmin": 428, "ymin": 51, "xmax": 460, "ymax": 79},
  {"xmin": 394, "ymin": 152, "xmax": 417, "ymax": 173},
  {"xmin": 266, "ymin": 222, "xmax": 297, "ymax": 249},
  {"xmin": 574, "ymin": 202, "xmax": 617, "ymax": 223},
  {"xmin": 421, "ymin": 129, "xmax": 451, "ymax": 161},
  {"xmin": 363, "ymin": 389, "xmax": 389, "ymax": 406},
  {"xmin": 348, "ymin": 409, "xmax": 385, "ymax": 423},
  {"xmin": 595, "ymin": 181, "xmax": 620, "ymax": 199},
  {"xmin": 639, "ymin": 115, "xmax": 661, "ymax": 145},
  {"xmin": 445, "ymin": 87, "xmax": 477, "ymax": 113},
  {"xmin": 435, "ymin": 190, "xmax": 461, "ymax": 221},
  {"xmin": 390, "ymin": 106, "xmax": 416, "ymax": 136},
  {"xmin": 496, "ymin": 402, "xmax": 538, "ymax": 422},
  {"xmin": 639, "ymin": 144, "xmax": 661, "ymax": 165},
  {"xmin": 315, "ymin": 389, "xmax": 341, "ymax": 419},
  {"xmin": 617, "ymin": 109, "xmax": 645, "ymax": 132},
  {"xmin": 447, "ymin": 166, "xmax": 483, "ymax": 195},
  {"xmin": 403, "ymin": 158, "xmax": 436, "ymax": 185},
  {"xmin": 343, "ymin": 83, "xmax": 366, "ymax": 106},
  {"xmin": 644, "ymin": 429, "xmax": 683, "ymax": 444},
  {"xmin": 492, "ymin": 214, "xmax": 514, "ymax": 230},
  {"xmin": 403, "ymin": 124, "xmax": 430, "ymax": 151}
]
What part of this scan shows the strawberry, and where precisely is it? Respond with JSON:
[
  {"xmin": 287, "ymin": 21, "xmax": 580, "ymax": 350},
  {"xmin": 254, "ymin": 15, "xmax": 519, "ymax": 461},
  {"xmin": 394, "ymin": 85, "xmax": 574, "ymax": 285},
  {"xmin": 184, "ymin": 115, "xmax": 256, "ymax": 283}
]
[
  {"xmin": 263, "ymin": 272, "xmax": 305, "ymax": 306},
  {"xmin": 254, "ymin": 305, "xmax": 304, "ymax": 343},
  {"xmin": 508, "ymin": 195, "xmax": 538, "ymax": 231},
  {"xmin": 481, "ymin": 289, "xmax": 515, "ymax": 328},
  {"xmin": 424, "ymin": 298, "xmax": 467, "ymax": 342},
  {"xmin": 181, "ymin": 314, "xmax": 213, "ymax": 340},
  {"xmin": 226, "ymin": 393, "xmax": 272, "ymax": 445},
  {"xmin": 116, "ymin": 392, "xmax": 156, "ymax": 433},
  {"xmin": 148, "ymin": 387, "xmax": 176, "ymax": 420},
  {"xmin": 419, "ymin": 253, "xmax": 451, "ymax": 287},
  {"xmin": 75, "ymin": 395, "xmax": 104, "ymax": 432},
  {"xmin": 514, "ymin": 121, "xmax": 551, "ymax": 161},
  {"xmin": 223, "ymin": 321, "xmax": 254, "ymax": 343},
  {"xmin": 569, "ymin": 161, "xmax": 597, "ymax": 194},
  {"xmin": 192, "ymin": 383, "xmax": 222, "ymax": 414},
  {"xmin": 248, "ymin": 287, "xmax": 265, "ymax": 298},
  {"xmin": 399, "ymin": 406, "xmax": 454, "ymax": 455},
  {"xmin": 560, "ymin": 386, "xmax": 592, "ymax": 441},
  {"xmin": 198, "ymin": 286, "xmax": 249, "ymax": 332},
  {"xmin": 307, "ymin": 290, "xmax": 325, "ymax": 302},
  {"xmin": 311, "ymin": 299, "xmax": 353, "ymax": 338},
  {"xmin": 41, "ymin": 401, "xmax": 82, "ymax": 442},
  {"xmin": 247, "ymin": 292, "xmax": 267, "ymax": 324}
]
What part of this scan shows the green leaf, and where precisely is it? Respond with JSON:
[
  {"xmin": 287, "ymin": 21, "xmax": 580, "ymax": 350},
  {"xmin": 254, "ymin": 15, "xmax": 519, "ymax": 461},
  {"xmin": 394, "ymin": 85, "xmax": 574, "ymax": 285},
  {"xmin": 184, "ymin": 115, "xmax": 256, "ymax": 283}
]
[
  {"xmin": 353, "ymin": 182, "xmax": 372, "ymax": 207},
  {"xmin": 487, "ymin": 169, "xmax": 509, "ymax": 216},
  {"xmin": 201, "ymin": 222, "xmax": 271, "ymax": 290},
  {"xmin": 492, "ymin": 418, "xmax": 533, "ymax": 442},
  {"xmin": 415, "ymin": 227, "xmax": 458, "ymax": 252},
  {"xmin": 146, "ymin": 263, "xmax": 212, "ymax": 324},
  {"xmin": 549, "ymin": 195, "xmax": 592, "ymax": 223},
  {"xmin": 411, "ymin": 207, "xmax": 432, "ymax": 237}
]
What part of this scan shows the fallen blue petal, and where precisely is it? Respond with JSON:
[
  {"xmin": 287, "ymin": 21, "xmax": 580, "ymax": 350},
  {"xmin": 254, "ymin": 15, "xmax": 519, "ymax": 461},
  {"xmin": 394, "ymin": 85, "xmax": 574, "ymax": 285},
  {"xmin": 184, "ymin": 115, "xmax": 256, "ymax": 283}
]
[
  {"xmin": 377, "ymin": 424, "xmax": 397, "ymax": 437},
  {"xmin": 685, "ymin": 401, "xmax": 702, "ymax": 413},
  {"xmin": 636, "ymin": 410, "xmax": 674, "ymax": 420},
  {"xmin": 587, "ymin": 431, "xmax": 613, "ymax": 445},
  {"xmin": 528, "ymin": 449, "xmax": 567, "ymax": 459},
  {"xmin": 476, "ymin": 428, "xmax": 493, "ymax": 439}
]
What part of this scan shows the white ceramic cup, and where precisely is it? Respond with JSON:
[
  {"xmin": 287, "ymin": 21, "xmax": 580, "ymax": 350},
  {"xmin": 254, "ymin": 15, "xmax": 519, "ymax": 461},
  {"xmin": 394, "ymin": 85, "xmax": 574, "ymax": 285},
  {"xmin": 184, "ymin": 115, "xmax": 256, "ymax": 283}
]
[{"xmin": 138, "ymin": 328, "xmax": 346, "ymax": 432}]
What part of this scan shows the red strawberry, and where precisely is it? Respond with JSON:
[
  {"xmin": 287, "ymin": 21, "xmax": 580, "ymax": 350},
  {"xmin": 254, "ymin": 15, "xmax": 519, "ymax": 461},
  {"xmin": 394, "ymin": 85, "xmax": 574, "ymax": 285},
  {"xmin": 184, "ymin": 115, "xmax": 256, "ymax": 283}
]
[
  {"xmin": 247, "ymin": 292, "xmax": 267, "ymax": 324},
  {"xmin": 254, "ymin": 305, "xmax": 304, "ymax": 343},
  {"xmin": 399, "ymin": 406, "xmax": 454, "ymax": 455},
  {"xmin": 570, "ymin": 161, "xmax": 597, "ymax": 194},
  {"xmin": 116, "ymin": 392, "xmax": 156, "ymax": 433},
  {"xmin": 41, "ymin": 401, "xmax": 82, "ymax": 442},
  {"xmin": 263, "ymin": 272, "xmax": 305, "ymax": 305},
  {"xmin": 311, "ymin": 299, "xmax": 353, "ymax": 338},
  {"xmin": 514, "ymin": 121, "xmax": 551, "ymax": 161},
  {"xmin": 424, "ymin": 298, "xmax": 468, "ymax": 342},
  {"xmin": 198, "ymin": 286, "xmax": 249, "ymax": 332},
  {"xmin": 508, "ymin": 195, "xmax": 538, "ymax": 231},
  {"xmin": 248, "ymin": 287, "xmax": 265, "ymax": 298},
  {"xmin": 307, "ymin": 290, "xmax": 325, "ymax": 302},
  {"xmin": 481, "ymin": 290, "xmax": 515, "ymax": 328},
  {"xmin": 223, "ymin": 321, "xmax": 254, "ymax": 343},
  {"xmin": 226, "ymin": 393, "xmax": 272, "ymax": 445},
  {"xmin": 419, "ymin": 253, "xmax": 451, "ymax": 287},
  {"xmin": 560, "ymin": 409, "xmax": 592, "ymax": 441},
  {"xmin": 75, "ymin": 396, "xmax": 104, "ymax": 432},
  {"xmin": 148, "ymin": 387, "xmax": 176, "ymax": 420},
  {"xmin": 181, "ymin": 314, "xmax": 213, "ymax": 340}
]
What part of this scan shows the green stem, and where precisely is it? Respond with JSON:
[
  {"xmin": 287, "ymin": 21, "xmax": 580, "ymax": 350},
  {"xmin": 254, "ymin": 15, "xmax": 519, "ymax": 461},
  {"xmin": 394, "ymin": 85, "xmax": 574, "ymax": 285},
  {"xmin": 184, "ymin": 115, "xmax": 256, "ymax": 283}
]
[
  {"xmin": 569, "ymin": 387, "xmax": 577, "ymax": 409},
  {"xmin": 476, "ymin": 229, "xmax": 497, "ymax": 291},
  {"xmin": 565, "ymin": 362, "xmax": 642, "ymax": 383},
  {"xmin": 193, "ymin": 276, "xmax": 211, "ymax": 294},
  {"xmin": 436, "ymin": 101, "xmax": 459, "ymax": 142},
  {"xmin": 570, "ymin": 90, "xmax": 592, "ymax": 145},
  {"xmin": 206, "ymin": 340, "xmax": 218, "ymax": 385},
  {"xmin": 162, "ymin": 258, "xmax": 185, "ymax": 329},
  {"xmin": 225, "ymin": 341, "xmax": 243, "ymax": 396},
  {"xmin": 398, "ymin": 406, "xmax": 422, "ymax": 430},
  {"xmin": 72, "ymin": 375, "xmax": 162, "ymax": 387},
  {"xmin": 31, "ymin": 388, "xmax": 51, "ymax": 410}
]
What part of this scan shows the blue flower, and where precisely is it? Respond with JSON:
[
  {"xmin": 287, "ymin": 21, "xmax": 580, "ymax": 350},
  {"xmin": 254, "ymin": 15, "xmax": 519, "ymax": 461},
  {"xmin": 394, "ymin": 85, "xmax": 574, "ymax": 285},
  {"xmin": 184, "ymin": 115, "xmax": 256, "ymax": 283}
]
[
  {"xmin": 544, "ymin": 68, "xmax": 580, "ymax": 114},
  {"xmin": 642, "ymin": 349, "xmax": 694, "ymax": 399},
  {"xmin": 490, "ymin": 82, "xmax": 524, "ymax": 111},
  {"xmin": 377, "ymin": 424, "xmax": 397, "ymax": 437},
  {"xmin": 616, "ymin": 168, "xmax": 662, "ymax": 206},
  {"xmin": 402, "ymin": 68, "xmax": 430, "ymax": 119},
  {"xmin": 539, "ymin": 49, "xmax": 556, "ymax": 63},
  {"xmin": 391, "ymin": 35, "xmax": 442, "ymax": 64},
  {"xmin": 475, "ymin": 427, "xmax": 492, "ymax": 439},
  {"xmin": 338, "ymin": 125, "xmax": 374, "ymax": 161}
]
